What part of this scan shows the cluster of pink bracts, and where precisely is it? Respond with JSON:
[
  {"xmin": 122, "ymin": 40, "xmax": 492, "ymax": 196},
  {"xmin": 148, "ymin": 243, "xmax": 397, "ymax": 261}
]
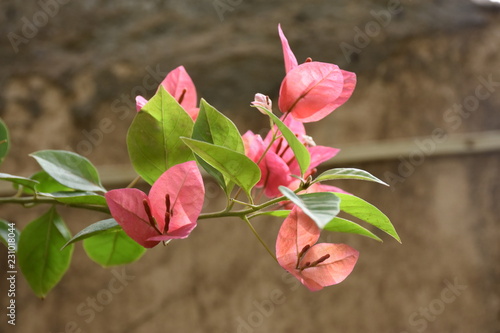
[{"xmin": 105, "ymin": 25, "xmax": 359, "ymax": 291}]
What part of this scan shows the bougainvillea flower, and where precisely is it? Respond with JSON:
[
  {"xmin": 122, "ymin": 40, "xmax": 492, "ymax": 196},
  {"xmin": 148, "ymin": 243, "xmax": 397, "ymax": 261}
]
[
  {"xmin": 242, "ymin": 115, "xmax": 339, "ymax": 198},
  {"xmin": 277, "ymin": 24, "xmax": 356, "ymax": 123},
  {"xmin": 135, "ymin": 66, "xmax": 199, "ymax": 120},
  {"xmin": 276, "ymin": 206, "xmax": 359, "ymax": 291},
  {"xmin": 105, "ymin": 161, "xmax": 204, "ymax": 248}
]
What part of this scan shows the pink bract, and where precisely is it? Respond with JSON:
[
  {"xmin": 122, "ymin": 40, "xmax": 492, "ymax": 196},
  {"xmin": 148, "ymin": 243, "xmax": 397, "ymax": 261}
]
[
  {"xmin": 277, "ymin": 25, "xmax": 356, "ymax": 123},
  {"xmin": 105, "ymin": 161, "xmax": 205, "ymax": 248},
  {"xmin": 276, "ymin": 206, "xmax": 359, "ymax": 291},
  {"xmin": 135, "ymin": 66, "xmax": 199, "ymax": 120},
  {"xmin": 278, "ymin": 24, "xmax": 298, "ymax": 74}
]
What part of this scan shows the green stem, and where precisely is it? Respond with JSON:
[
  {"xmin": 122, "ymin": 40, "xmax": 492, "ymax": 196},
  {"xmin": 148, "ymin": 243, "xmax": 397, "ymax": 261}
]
[
  {"xmin": 126, "ymin": 175, "xmax": 142, "ymax": 188},
  {"xmin": 198, "ymin": 194, "xmax": 287, "ymax": 220},
  {"xmin": 230, "ymin": 198, "xmax": 256, "ymax": 208},
  {"xmin": 227, "ymin": 111, "xmax": 277, "ymax": 211},
  {"xmin": 0, "ymin": 196, "xmax": 110, "ymax": 214},
  {"xmin": 0, "ymin": 187, "xmax": 290, "ymax": 220},
  {"xmin": 242, "ymin": 215, "xmax": 277, "ymax": 263}
]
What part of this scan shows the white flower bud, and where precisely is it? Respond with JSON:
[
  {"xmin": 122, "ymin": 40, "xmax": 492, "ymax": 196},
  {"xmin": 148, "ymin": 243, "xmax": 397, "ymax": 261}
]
[
  {"xmin": 302, "ymin": 135, "xmax": 316, "ymax": 147},
  {"xmin": 251, "ymin": 93, "xmax": 272, "ymax": 113}
]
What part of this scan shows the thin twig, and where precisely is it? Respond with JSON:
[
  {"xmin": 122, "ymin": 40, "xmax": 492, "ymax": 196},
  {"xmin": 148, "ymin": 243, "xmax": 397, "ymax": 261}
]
[{"xmin": 242, "ymin": 215, "xmax": 277, "ymax": 263}]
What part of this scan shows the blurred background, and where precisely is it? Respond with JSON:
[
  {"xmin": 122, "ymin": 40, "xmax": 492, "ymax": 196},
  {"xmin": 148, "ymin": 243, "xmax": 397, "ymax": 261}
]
[{"xmin": 1, "ymin": 0, "xmax": 499, "ymax": 332}]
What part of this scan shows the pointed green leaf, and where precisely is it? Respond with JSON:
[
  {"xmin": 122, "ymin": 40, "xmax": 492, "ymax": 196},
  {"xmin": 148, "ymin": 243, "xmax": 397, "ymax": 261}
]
[
  {"xmin": 279, "ymin": 186, "xmax": 341, "ymax": 229},
  {"xmin": 32, "ymin": 171, "xmax": 73, "ymax": 193},
  {"xmin": 0, "ymin": 219, "xmax": 19, "ymax": 251},
  {"xmin": 30, "ymin": 150, "xmax": 105, "ymax": 192},
  {"xmin": 16, "ymin": 171, "xmax": 74, "ymax": 195},
  {"xmin": 314, "ymin": 168, "xmax": 389, "ymax": 186},
  {"xmin": 0, "ymin": 173, "xmax": 39, "ymax": 190},
  {"xmin": 335, "ymin": 192, "xmax": 400, "ymax": 242},
  {"xmin": 0, "ymin": 118, "xmax": 9, "ymax": 166},
  {"xmin": 193, "ymin": 99, "xmax": 244, "ymax": 153},
  {"xmin": 18, "ymin": 207, "xmax": 74, "ymax": 298},
  {"xmin": 324, "ymin": 217, "xmax": 382, "ymax": 242},
  {"xmin": 181, "ymin": 138, "xmax": 260, "ymax": 198},
  {"xmin": 254, "ymin": 106, "xmax": 310, "ymax": 176},
  {"xmin": 193, "ymin": 99, "xmax": 245, "ymax": 194},
  {"xmin": 62, "ymin": 218, "xmax": 120, "ymax": 250},
  {"xmin": 83, "ymin": 229, "xmax": 146, "ymax": 267},
  {"xmin": 127, "ymin": 87, "xmax": 194, "ymax": 185}
]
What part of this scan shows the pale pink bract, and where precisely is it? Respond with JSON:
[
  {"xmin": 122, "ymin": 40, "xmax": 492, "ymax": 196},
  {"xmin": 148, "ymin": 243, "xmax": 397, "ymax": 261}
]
[{"xmin": 276, "ymin": 206, "xmax": 359, "ymax": 291}]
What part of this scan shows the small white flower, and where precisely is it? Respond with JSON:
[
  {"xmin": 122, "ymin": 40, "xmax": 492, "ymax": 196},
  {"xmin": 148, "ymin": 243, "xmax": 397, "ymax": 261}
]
[
  {"xmin": 302, "ymin": 135, "xmax": 316, "ymax": 147},
  {"xmin": 251, "ymin": 93, "xmax": 272, "ymax": 113}
]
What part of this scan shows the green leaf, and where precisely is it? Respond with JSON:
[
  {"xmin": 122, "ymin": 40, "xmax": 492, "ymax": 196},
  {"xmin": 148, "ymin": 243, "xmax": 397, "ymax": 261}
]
[
  {"xmin": 32, "ymin": 171, "xmax": 74, "ymax": 193},
  {"xmin": 0, "ymin": 219, "xmax": 19, "ymax": 251},
  {"xmin": 255, "ymin": 106, "xmax": 310, "ymax": 177},
  {"xmin": 314, "ymin": 168, "xmax": 389, "ymax": 186},
  {"xmin": 279, "ymin": 186, "xmax": 341, "ymax": 229},
  {"xmin": 324, "ymin": 217, "xmax": 382, "ymax": 242},
  {"xmin": 18, "ymin": 207, "xmax": 74, "ymax": 298},
  {"xmin": 30, "ymin": 150, "xmax": 105, "ymax": 192},
  {"xmin": 39, "ymin": 191, "xmax": 107, "ymax": 206},
  {"xmin": 83, "ymin": 229, "xmax": 146, "ymax": 267},
  {"xmin": 335, "ymin": 192, "xmax": 400, "ymax": 243},
  {"xmin": 16, "ymin": 171, "xmax": 74, "ymax": 195},
  {"xmin": 192, "ymin": 99, "xmax": 245, "ymax": 194},
  {"xmin": 182, "ymin": 138, "xmax": 261, "ymax": 199},
  {"xmin": 0, "ymin": 173, "xmax": 39, "ymax": 190},
  {"xmin": 193, "ymin": 99, "xmax": 245, "ymax": 153},
  {"xmin": 127, "ymin": 86, "xmax": 194, "ymax": 185},
  {"xmin": 0, "ymin": 118, "xmax": 9, "ymax": 166},
  {"xmin": 62, "ymin": 218, "xmax": 120, "ymax": 250}
]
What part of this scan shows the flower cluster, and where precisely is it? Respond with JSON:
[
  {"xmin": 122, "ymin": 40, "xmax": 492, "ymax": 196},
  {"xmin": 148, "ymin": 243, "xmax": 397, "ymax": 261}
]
[
  {"xmin": 101, "ymin": 25, "xmax": 393, "ymax": 291},
  {"xmin": 0, "ymin": 24, "xmax": 398, "ymax": 299}
]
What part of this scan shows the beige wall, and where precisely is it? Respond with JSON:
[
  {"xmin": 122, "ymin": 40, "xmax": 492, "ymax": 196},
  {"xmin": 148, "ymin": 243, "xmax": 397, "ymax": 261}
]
[{"xmin": 1, "ymin": 1, "xmax": 499, "ymax": 332}]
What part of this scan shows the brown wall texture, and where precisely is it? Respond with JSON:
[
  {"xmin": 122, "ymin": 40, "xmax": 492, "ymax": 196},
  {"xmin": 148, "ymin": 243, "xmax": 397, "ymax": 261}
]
[{"xmin": 1, "ymin": 0, "xmax": 499, "ymax": 332}]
